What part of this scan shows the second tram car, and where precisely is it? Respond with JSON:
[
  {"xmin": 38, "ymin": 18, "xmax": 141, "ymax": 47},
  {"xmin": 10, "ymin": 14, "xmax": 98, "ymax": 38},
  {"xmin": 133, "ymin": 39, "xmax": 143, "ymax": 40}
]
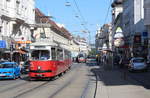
[{"xmin": 28, "ymin": 41, "xmax": 72, "ymax": 80}]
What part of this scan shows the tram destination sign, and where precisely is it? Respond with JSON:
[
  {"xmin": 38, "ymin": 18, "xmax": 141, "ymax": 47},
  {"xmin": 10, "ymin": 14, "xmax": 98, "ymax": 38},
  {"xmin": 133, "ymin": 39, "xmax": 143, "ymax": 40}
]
[{"xmin": 34, "ymin": 46, "xmax": 46, "ymax": 49}]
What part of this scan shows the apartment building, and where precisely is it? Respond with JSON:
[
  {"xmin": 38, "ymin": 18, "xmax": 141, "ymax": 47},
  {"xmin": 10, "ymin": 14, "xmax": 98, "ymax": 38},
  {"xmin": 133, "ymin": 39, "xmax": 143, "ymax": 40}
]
[
  {"xmin": 0, "ymin": 0, "xmax": 35, "ymax": 61},
  {"xmin": 122, "ymin": 0, "xmax": 147, "ymax": 57},
  {"xmin": 144, "ymin": 0, "xmax": 150, "ymax": 61}
]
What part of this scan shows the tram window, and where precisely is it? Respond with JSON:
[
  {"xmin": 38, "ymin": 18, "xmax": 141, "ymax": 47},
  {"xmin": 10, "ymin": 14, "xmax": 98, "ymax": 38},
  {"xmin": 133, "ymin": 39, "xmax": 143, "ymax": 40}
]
[
  {"xmin": 64, "ymin": 50, "xmax": 68, "ymax": 59},
  {"xmin": 51, "ymin": 48, "xmax": 56, "ymax": 60},
  {"xmin": 31, "ymin": 50, "xmax": 50, "ymax": 60},
  {"xmin": 40, "ymin": 50, "xmax": 50, "ymax": 60},
  {"xmin": 31, "ymin": 50, "xmax": 39, "ymax": 60},
  {"xmin": 64, "ymin": 50, "xmax": 71, "ymax": 59},
  {"xmin": 57, "ymin": 49, "xmax": 63, "ymax": 60}
]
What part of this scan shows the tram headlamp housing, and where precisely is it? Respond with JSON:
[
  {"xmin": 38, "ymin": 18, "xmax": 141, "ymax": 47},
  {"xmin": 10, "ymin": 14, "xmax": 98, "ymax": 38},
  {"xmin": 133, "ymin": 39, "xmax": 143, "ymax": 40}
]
[{"xmin": 38, "ymin": 66, "xmax": 41, "ymax": 70}]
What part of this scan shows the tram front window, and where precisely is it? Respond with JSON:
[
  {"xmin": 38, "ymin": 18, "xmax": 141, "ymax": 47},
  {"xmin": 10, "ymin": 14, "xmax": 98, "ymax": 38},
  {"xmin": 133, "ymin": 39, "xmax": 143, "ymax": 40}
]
[{"xmin": 31, "ymin": 50, "xmax": 50, "ymax": 60}]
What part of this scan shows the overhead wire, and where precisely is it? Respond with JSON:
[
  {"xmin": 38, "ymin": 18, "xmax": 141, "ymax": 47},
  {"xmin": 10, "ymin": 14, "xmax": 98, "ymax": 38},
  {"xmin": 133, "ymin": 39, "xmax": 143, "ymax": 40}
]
[
  {"xmin": 72, "ymin": 0, "xmax": 86, "ymax": 24},
  {"xmin": 71, "ymin": 0, "xmax": 92, "ymax": 44},
  {"xmin": 103, "ymin": 0, "xmax": 113, "ymax": 24},
  {"xmin": 64, "ymin": 0, "xmax": 84, "ymax": 30},
  {"xmin": 64, "ymin": 0, "xmax": 90, "ymax": 35},
  {"xmin": 72, "ymin": 0, "xmax": 90, "ymax": 32}
]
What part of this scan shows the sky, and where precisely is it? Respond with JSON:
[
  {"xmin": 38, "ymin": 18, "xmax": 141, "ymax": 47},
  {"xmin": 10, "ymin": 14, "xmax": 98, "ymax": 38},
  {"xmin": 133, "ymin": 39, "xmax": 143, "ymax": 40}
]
[{"xmin": 35, "ymin": 0, "xmax": 112, "ymax": 44}]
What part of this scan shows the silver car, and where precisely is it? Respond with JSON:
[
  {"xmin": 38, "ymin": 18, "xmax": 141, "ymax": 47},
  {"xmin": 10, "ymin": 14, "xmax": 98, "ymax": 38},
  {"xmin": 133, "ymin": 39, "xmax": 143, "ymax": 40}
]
[{"xmin": 128, "ymin": 57, "xmax": 148, "ymax": 72}]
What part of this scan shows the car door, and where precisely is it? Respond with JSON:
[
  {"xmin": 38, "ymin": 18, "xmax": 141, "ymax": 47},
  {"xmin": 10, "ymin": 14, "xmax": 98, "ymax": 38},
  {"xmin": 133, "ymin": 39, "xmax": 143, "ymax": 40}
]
[{"xmin": 14, "ymin": 63, "xmax": 20, "ymax": 76}]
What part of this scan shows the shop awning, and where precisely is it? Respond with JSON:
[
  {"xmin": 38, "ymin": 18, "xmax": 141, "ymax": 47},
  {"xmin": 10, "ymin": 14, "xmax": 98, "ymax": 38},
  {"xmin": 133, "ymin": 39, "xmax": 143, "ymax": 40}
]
[
  {"xmin": 18, "ymin": 50, "xmax": 26, "ymax": 54},
  {"xmin": 17, "ymin": 41, "xmax": 32, "ymax": 44},
  {"xmin": 13, "ymin": 49, "xmax": 27, "ymax": 54}
]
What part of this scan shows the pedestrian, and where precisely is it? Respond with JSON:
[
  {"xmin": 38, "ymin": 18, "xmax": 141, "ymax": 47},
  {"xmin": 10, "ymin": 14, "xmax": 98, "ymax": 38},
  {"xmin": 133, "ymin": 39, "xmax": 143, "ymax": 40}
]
[{"xmin": 19, "ymin": 61, "xmax": 24, "ymax": 74}]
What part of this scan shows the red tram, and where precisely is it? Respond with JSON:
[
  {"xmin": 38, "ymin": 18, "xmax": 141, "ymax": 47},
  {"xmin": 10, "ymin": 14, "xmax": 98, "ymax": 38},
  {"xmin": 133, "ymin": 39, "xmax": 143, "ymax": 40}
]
[{"xmin": 28, "ymin": 41, "xmax": 72, "ymax": 80}]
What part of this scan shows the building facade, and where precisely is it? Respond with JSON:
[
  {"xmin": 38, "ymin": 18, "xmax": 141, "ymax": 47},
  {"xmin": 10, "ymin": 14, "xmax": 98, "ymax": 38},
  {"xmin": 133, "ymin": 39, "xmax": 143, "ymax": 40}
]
[
  {"xmin": 74, "ymin": 36, "xmax": 89, "ymax": 55},
  {"xmin": 122, "ymin": 0, "xmax": 147, "ymax": 57},
  {"xmin": 95, "ymin": 24, "xmax": 111, "ymax": 52},
  {"xmin": 0, "ymin": 0, "xmax": 35, "ymax": 61},
  {"xmin": 144, "ymin": 0, "xmax": 150, "ymax": 61},
  {"xmin": 34, "ymin": 8, "xmax": 72, "ymax": 51}
]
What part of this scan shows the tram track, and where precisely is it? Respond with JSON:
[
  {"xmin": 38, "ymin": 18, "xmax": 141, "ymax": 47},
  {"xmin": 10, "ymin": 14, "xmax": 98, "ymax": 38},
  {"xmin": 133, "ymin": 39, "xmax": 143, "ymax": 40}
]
[
  {"xmin": 10, "ymin": 64, "xmax": 79, "ymax": 98},
  {"xmin": 0, "ymin": 64, "xmax": 91, "ymax": 98},
  {"xmin": 47, "ymin": 64, "xmax": 98, "ymax": 98},
  {"xmin": 80, "ymin": 65, "xmax": 94, "ymax": 98},
  {"xmin": 14, "ymin": 81, "xmax": 50, "ymax": 98},
  {"xmin": 0, "ymin": 80, "xmax": 28, "ymax": 93},
  {"xmin": 48, "ymin": 64, "xmax": 83, "ymax": 98}
]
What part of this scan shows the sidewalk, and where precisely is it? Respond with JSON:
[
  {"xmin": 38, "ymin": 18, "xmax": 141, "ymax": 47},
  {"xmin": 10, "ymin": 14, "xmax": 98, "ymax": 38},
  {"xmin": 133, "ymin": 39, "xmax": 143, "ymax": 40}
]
[{"xmin": 93, "ymin": 66, "xmax": 150, "ymax": 98}]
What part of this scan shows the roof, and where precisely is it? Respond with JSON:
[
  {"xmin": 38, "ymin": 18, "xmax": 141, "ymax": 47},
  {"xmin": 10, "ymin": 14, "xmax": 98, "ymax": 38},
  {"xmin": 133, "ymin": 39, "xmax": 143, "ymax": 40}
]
[
  {"xmin": 1, "ymin": 62, "xmax": 17, "ymax": 64},
  {"xmin": 35, "ymin": 8, "xmax": 72, "ymax": 40},
  {"xmin": 131, "ymin": 57, "xmax": 144, "ymax": 60},
  {"xmin": 30, "ymin": 41, "xmax": 58, "ymax": 46}
]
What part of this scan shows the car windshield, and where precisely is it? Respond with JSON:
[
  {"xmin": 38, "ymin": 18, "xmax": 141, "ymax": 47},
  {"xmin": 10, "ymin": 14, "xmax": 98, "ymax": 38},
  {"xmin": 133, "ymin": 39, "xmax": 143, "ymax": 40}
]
[
  {"xmin": 133, "ymin": 59, "xmax": 144, "ymax": 63},
  {"xmin": 0, "ymin": 64, "xmax": 14, "ymax": 68},
  {"xmin": 31, "ymin": 50, "xmax": 50, "ymax": 60},
  {"xmin": 79, "ymin": 54, "xmax": 84, "ymax": 57}
]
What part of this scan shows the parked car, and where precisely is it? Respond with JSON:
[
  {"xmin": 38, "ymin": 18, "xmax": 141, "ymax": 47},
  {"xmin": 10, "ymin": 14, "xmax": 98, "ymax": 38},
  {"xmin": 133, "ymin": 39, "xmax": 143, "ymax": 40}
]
[
  {"xmin": 0, "ymin": 62, "xmax": 21, "ymax": 79},
  {"xmin": 0, "ymin": 60, "xmax": 9, "ymax": 64},
  {"xmin": 86, "ymin": 55, "xmax": 97, "ymax": 65},
  {"xmin": 21, "ymin": 61, "xmax": 30, "ymax": 74},
  {"xmin": 128, "ymin": 57, "xmax": 148, "ymax": 72}
]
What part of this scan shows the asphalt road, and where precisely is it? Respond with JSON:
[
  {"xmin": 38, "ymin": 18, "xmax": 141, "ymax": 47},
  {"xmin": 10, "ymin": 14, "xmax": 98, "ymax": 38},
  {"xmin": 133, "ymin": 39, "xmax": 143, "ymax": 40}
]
[{"xmin": 0, "ymin": 63, "xmax": 97, "ymax": 98}]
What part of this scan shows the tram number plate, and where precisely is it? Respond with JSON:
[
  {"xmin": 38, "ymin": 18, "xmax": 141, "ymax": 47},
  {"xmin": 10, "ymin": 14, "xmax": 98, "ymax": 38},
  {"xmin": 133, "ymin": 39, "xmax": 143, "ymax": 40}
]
[{"xmin": 36, "ymin": 74, "xmax": 43, "ymax": 77}]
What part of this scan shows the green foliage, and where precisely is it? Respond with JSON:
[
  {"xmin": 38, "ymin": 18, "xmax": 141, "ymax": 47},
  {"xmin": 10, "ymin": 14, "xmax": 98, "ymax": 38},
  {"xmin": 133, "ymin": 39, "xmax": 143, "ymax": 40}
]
[{"xmin": 89, "ymin": 48, "xmax": 96, "ymax": 55}]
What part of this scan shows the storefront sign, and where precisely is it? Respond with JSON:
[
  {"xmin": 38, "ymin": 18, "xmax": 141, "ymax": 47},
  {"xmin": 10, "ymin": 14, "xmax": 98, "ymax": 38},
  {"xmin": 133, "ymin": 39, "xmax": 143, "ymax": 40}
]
[
  {"xmin": 0, "ymin": 40, "xmax": 6, "ymax": 48},
  {"xmin": 114, "ymin": 38, "xmax": 125, "ymax": 47},
  {"xmin": 142, "ymin": 32, "xmax": 148, "ymax": 38}
]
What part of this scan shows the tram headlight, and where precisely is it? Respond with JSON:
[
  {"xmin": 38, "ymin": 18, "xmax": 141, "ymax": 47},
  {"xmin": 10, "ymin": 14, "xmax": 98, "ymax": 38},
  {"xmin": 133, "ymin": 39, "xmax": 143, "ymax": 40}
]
[{"xmin": 38, "ymin": 66, "xmax": 41, "ymax": 70}]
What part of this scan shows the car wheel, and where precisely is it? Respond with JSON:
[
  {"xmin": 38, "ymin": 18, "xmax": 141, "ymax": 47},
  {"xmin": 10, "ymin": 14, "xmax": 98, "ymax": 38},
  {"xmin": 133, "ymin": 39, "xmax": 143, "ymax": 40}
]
[
  {"xmin": 18, "ymin": 75, "xmax": 21, "ymax": 79},
  {"xmin": 128, "ymin": 68, "xmax": 133, "ymax": 72},
  {"xmin": 143, "ymin": 68, "xmax": 148, "ymax": 72}
]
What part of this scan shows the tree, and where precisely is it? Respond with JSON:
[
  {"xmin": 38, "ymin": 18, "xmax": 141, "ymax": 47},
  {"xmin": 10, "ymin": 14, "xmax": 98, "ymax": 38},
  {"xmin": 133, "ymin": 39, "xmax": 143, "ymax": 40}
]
[{"xmin": 89, "ymin": 48, "xmax": 96, "ymax": 55}]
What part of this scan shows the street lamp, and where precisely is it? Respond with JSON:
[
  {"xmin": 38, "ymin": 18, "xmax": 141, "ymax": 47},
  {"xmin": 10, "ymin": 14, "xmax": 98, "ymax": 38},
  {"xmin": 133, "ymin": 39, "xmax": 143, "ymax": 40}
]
[{"xmin": 65, "ymin": 2, "xmax": 71, "ymax": 6}]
